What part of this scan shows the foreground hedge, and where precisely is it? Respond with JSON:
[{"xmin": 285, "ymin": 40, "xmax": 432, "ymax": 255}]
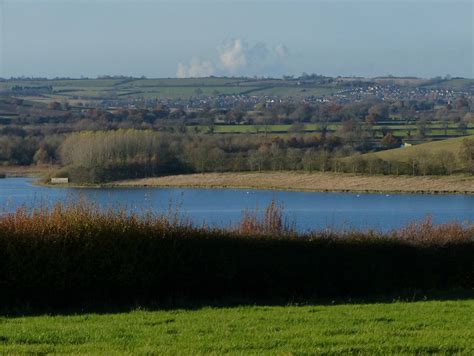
[{"xmin": 0, "ymin": 205, "xmax": 473, "ymax": 305}]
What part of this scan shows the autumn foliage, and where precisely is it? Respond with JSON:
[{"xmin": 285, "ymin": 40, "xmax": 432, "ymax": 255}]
[{"xmin": 0, "ymin": 203, "xmax": 472, "ymax": 306}]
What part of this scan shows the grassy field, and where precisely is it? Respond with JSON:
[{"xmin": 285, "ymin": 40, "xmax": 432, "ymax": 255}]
[
  {"xmin": 112, "ymin": 171, "xmax": 474, "ymax": 194},
  {"xmin": 371, "ymin": 135, "xmax": 474, "ymax": 165},
  {"xmin": 0, "ymin": 299, "xmax": 472, "ymax": 354},
  {"xmin": 2, "ymin": 77, "xmax": 472, "ymax": 101},
  {"xmin": 191, "ymin": 123, "xmax": 474, "ymax": 138},
  {"xmin": 2, "ymin": 77, "xmax": 331, "ymax": 100}
]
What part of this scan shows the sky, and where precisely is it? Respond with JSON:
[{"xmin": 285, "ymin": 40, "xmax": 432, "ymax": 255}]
[{"xmin": 0, "ymin": 0, "xmax": 472, "ymax": 79}]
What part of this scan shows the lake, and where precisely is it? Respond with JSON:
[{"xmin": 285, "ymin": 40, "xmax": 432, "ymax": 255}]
[{"xmin": 0, "ymin": 177, "xmax": 472, "ymax": 232}]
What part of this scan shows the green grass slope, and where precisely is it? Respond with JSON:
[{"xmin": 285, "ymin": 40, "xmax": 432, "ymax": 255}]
[
  {"xmin": 372, "ymin": 135, "xmax": 474, "ymax": 164},
  {"xmin": 0, "ymin": 300, "xmax": 472, "ymax": 354}
]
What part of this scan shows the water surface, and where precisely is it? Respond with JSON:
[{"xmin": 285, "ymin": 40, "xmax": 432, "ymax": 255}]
[{"xmin": 0, "ymin": 177, "xmax": 472, "ymax": 232}]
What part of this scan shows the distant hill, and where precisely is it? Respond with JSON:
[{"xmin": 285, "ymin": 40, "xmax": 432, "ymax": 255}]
[
  {"xmin": 422, "ymin": 78, "xmax": 474, "ymax": 91},
  {"xmin": 0, "ymin": 76, "xmax": 471, "ymax": 102}
]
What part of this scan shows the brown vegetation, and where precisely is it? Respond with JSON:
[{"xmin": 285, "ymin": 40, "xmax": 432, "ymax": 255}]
[
  {"xmin": 0, "ymin": 165, "xmax": 57, "ymax": 177},
  {"xmin": 0, "ymin": 202, "xmax": 472, "ymax": 306},
  {"xmin": 112, "ymin": 171, "xmax": 474, "ymax": 194}
]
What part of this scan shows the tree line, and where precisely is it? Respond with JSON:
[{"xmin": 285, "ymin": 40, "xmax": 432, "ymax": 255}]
[{"xmin": 55, "ymin": 130, "xmax": 474, "ymax": 183}]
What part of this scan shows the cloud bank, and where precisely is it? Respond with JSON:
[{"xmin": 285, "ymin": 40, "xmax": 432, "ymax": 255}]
[
  {"xmin": 177, "ymin": 39, "xmax": 289, "ymax": 78},
  {"xmin": 176, "ymin": 58, "xmax": 215, "ymax": 78}
]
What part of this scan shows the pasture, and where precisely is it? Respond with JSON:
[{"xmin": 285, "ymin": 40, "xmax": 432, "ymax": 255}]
[
  {"xmin": 192, "ymin": 122, "xmax": 474, "ymax": 139},
  {"xmin": 371, "ymin": 135, "xmax": 474, "ymax": 163},
  {"xmin": 0, "ymin": 299, "xmax": 472, "ymax": 354},
  {"xmin": 1, "ymin": 77, "xmax": 472, "ymax": 101}
]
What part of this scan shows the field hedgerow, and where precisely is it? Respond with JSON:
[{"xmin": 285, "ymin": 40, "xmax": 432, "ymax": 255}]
[{"xmin": 0, "ymin": 202, "xmax": 472, "ymax": 307}]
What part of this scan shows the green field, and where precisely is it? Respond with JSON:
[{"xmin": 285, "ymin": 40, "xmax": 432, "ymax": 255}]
[
  {"xmin": 371, "ymin": 135, "xmax": 474, "ymax": 163},
  {"xmin": 2, "ymin": 77, "xmax": 472, "ymax": 101},
  {"xmin": 192, "ymin": 123, "xmax": 474, "ymax": 138},
  {"xmin": 423, "ymin": 78, "xmax": 474, "ymax": 90},
  {"xmin": 0, "ymin": 299, "xmax": 472, "ymax": 354},
  {"xmin": 2, "ymin": 77, "xmax": 330, "ymax": 100}
]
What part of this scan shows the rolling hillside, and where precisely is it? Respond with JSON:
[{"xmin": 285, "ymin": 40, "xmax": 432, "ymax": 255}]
[
  {"xmin": 371, "ymin": 135, "xmax": 474, "ymax": 165},
  {"xmin": 1, "ymin": 77, "xmax": 472, "ymax": 101}
]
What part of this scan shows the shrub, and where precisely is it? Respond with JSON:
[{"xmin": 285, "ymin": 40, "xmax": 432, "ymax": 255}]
[
  {"xmin": 0, "ymin": 204, "xmax": 472, "ymax": 306},
  {"xmin": 238, "ymin": 200, "xmax": 295, "ymax": 235}
]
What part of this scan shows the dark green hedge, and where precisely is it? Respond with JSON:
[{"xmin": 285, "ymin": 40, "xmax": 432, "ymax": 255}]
[{"xmin": 0, "ymin": 227, "xmax": 473, "ymax": 305}]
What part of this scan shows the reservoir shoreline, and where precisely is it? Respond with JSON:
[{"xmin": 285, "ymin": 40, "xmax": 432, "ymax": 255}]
[
  {"xmin": 106, "ymin": 172, "xmax": 474, "ymax": 195},
  {"xmin": 3, "ymin": 168, "xmax": 473, "ymax": 195}
]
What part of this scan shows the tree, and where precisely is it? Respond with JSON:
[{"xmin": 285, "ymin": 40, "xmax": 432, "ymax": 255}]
[
  {"xmin": 459, "ymin": 139, "xmax": 474, "ymax": 174},
  {"xmin": 285, "ymin": 149, "xmax": 302, "ymax": 170},
  {"xmin": 302, "ymin": 149, "xmax": 317, "ymax": 172},
  {"xmin": 346, "ymin": 153, "xmax": 366, "ymax": 173},
  {"xmin": 289, "ymin": 103, "xmax": 313, "ymax": 122},
  {"xmin": 441, "ymin": 120, "xmax": 450, "ymax": 137},
  {"xmin": 367, "ymin": 103, "xmax": 389, "ymax": 123},
  {"xmin": 33, "ymin": 148, "xmax": 50, "ymax": 165},
  {"xmin": 416, "ymin": 119, "xmax": 429, "ymax": 139},
  {"xmin": 455, "ymin": 96, "xmax": 469, "ymax": 110},
  {"xmin": 415, "ymin": 150, "xmax": 433, "ymax": 176},
  {"xmin": 337, "ymin": 118, "xmax": 363, "ymax": 148},
  {"xmin": 457, "ymin": 121, "xmax": 468, "ymax": 136},
  {"xmin": 435, "ymin": 151, "xmax": 456, "ymax": 175},
  {"xmin": 269, "ymin": 145, "xmax": 286, "ymax": 171},
  {"xmin": 366, "ymin": 156, "xmax": 385, "ymax": 175},
  {"xmin": 380, "ymin": 133, "xmax": 400, "ymax": 149}
]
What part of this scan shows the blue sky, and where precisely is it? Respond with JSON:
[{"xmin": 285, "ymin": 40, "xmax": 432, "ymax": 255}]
[{"xmin": 1, "ymin": 0, "xmax": 472, "ymax": 78}]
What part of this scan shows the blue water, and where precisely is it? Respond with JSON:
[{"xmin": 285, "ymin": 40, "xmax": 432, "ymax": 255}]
[{"xmin": 0, "ymin": 177, "xmax": 472, "ymax": 232}]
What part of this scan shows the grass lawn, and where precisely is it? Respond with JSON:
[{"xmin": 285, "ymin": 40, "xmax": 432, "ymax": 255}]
[{"xmin": 0, "ymin": 299, "xmax": 472, "ymax": 354}]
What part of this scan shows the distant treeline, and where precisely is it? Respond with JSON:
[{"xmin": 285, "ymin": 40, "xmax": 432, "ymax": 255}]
[
  {"xmin": 1, "ymin": 94, "xmax": 472, "ymax": 131},
  {"xmin": 57, "ymin": 130, "xmax": 344, "ymax": 182},
  {"xmin": 55, "ymin": 130, "xmax": 474, "ymax": 183},
  {"xmin": 0, "ymin": 128, "xmax": 473, "ymax": 181},
  {"xmin": 0, "ymin": 93, "xmax": 472, "ymax": 169}
]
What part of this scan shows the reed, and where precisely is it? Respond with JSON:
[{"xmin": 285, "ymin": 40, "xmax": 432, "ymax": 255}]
[
  {"xmin": 238, "ymin": 200, "xmax": 296, "ymax": 236},
  {"xmin": 0, "ymin": 202, "xmax": 472, "ymax": 306}
]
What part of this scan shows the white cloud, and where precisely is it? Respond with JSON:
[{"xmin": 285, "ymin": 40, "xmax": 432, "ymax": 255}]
[
  {"xmin": 176, "ymin": 58, "xmax": 215, "ymax": 78},
  {"xmin": 176, "ymin": 63, "xmax": 187, "ymax": 78},
  {"xmin": 218, "ymin": 39, "xmax": 247, "ymax": 74},
  {"xmin": 177, "ymin": 39, "xmax": 290, "ymax": 78},
  {"xmin": 188, "ymin": 58, "xmax": 215, "ymax": 77},
  {"xmin": 274, "ymin": 43, "xmax": 289, "ymax": 58}
]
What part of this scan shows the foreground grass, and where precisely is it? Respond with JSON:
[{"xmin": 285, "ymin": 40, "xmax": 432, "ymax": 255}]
[
  {"xmin": 0, "ymin": 300, "xmax": 473, "ymax": 354},
  {"xmin": 112, "ymin": 171, "xmax": 474, "ymax": 194}
]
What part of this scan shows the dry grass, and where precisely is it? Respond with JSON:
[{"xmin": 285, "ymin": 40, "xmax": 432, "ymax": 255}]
[
  {"xmin": 395, "ymin": 215, "xmax": 474, "ymax": 245},
  {"xmin": 0, "ymin": 165, "xmax": 58, "ymax": 178},
  {"xmin": 1, "ymin": 201, "xmax": 472, "ymax": 243},
  {"xmin": 0, "ymin": 202, "xmax": 472, "ymax": 305},
  {"xmin": 238, "ymin": 200, "xmax": 296, "ymax": 236},
  {"xmin": 111, "ymin": 171, "xmax": 474, "ymax": 194}
]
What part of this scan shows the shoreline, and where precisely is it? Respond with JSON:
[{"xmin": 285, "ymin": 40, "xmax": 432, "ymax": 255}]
[
  {"xmin": 7, "ymin": 169, "xmax": 473, "ymax": 195},
  {"xmin": 106, "ymin": 172, "xmax": 474, "ymax": 195}
]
